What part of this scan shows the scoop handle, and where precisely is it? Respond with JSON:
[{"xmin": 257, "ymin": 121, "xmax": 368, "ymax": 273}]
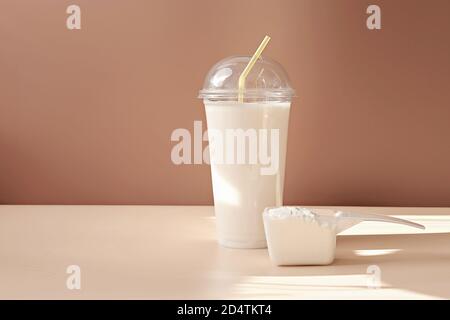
[{"xmin": 335, "ymin": 211, "xmax": 425, "ymax": 234}]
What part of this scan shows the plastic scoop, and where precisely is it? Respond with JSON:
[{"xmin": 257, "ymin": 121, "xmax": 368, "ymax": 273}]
[
  {"xmin": 263, "ymin": 207, "xmax": 425, "ymax": 266},
  {"xmin": 332, "ymin": 210, "xmax": 425, "ymax": 234}
]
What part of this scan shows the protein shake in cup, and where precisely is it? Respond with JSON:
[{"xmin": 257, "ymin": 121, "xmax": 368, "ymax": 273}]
[{"xmin": 198, "ymin": 36, "xmax": 295, "ymax": 248}]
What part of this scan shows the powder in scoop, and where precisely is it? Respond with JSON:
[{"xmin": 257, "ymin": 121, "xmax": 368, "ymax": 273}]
[{"xmin": 263, "ymin": 207, "xmax": 337, "ymax": 265}]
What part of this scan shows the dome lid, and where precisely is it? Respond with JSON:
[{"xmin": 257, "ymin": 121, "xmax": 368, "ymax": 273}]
[{"xmin": 198, "ymin": 55, "xmax": 295, "ymax": 101}]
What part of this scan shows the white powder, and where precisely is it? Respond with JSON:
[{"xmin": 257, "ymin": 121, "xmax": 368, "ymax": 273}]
[
  {"xmin": 265, "ymin": 207, "xmax": 339, "ymax": 230},
  {"xmin": 263, "ymin": 207, "xmax": 337, "ymax": 266}
]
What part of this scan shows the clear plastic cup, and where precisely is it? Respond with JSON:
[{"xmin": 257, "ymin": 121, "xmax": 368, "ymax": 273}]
[{"xmin": 199, "ymin": 56, "xmax": 295, "ymax": 248}]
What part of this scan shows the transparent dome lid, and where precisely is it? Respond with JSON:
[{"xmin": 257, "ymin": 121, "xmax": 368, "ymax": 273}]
[{"xmin": 198, "ymin": 55, "xmax": 295, "ymax": 102}]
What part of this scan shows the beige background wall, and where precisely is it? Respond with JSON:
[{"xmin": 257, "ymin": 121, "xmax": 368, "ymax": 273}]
[{"xmin": 1, "ymin": 0, "xmax": 449, "ymax": 205}]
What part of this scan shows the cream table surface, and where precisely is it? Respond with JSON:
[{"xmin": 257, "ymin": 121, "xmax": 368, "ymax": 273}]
[{"xmin": 0, "ymin": 205, "xmax": 449, "ymax": 299}]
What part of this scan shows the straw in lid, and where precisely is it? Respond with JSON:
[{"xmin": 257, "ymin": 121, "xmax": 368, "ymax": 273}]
[{"xmin": 199, "ymin": 37, "xmax": 295, "ymax": 102}]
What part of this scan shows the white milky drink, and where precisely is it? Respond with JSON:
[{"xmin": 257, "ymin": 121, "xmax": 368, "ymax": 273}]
[
  {"xmin": 205, "ymin": 101, "xmax": 290, "ymax": 248},
  {"xmin": 199, "ymin": 55, "xmax": 295, "ymax": 249}
]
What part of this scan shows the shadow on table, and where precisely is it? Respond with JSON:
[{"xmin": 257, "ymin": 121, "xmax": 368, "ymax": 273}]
[
  {"xmin": 212, "ymin": 230, "xmax": 450, "ymax": 299},
  {"xmin": 332, "ymin": 232, "xmax": 450, "ymax": 299}
]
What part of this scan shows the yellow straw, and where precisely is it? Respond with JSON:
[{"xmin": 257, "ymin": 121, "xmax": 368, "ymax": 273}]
[{"xmin": 238, "ymin": 35, "xmax": 271, "ymax": 103}]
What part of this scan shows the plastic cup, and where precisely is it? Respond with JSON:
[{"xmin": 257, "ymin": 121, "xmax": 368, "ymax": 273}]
[{"xmin": 199, "ymin": 56, "xmax": 295, "ymax": 248}]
